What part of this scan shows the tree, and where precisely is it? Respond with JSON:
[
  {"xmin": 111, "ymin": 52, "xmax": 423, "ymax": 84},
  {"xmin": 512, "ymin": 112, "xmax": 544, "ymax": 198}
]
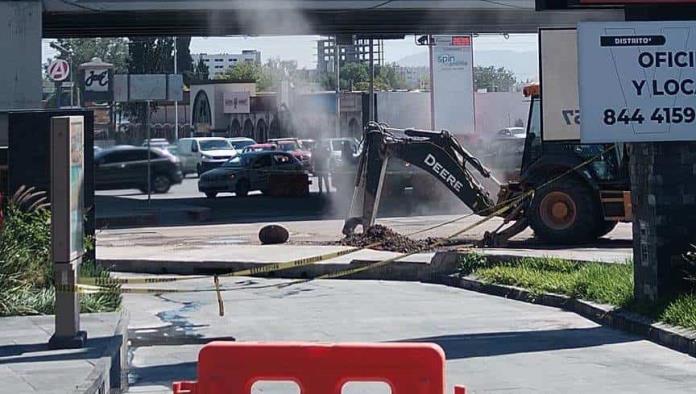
[
  {"xmin": 217, "ymin": 62, "xmax": 272, "ymax": 91},
  {"xmin": 175, "ymin": 37, "xmax": 194, "ymax": 85},
  {"xmin": 45, "ymin": 38, "xmax": 128, "ymax": 77},
  {"xmin": 126, "ymin": 37, "xmax": 178, "ymax": 123},
  {"xmin": 318, "ymin": 62, "xmax": 409, "ymax": 91},
  {"xmin": 339, "ymin": 63, "xmax": 369, "ymax": 90},
  {"xmin": 192, "ymin": 58, "xmax": 209, "ymax": 81},
  {"xmin": 473, "ymin": 66, "xmax": 517, "ymax": 92}
]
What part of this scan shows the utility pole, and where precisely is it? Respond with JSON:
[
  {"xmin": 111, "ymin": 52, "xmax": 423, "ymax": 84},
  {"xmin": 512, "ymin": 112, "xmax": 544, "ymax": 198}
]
[
  {"xmin": 369, "ymin": 38, "xmax": 375, "ymax": 122},
  {"xmin": 335, "ymin": 37, "xmax": 341, "ymax": 137},
  {"xmin": 174, "ymin": 36, "xmax": 179, "ymax": 142}
]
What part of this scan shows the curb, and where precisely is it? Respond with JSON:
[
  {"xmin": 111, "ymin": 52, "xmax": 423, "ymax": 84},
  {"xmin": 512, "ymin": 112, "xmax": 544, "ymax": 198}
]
[
  {"xmin": 97, "ymin": 250, "xmax": 461, "ymax": 282},
  {"xmin": 75, "ymin": 310, "xmax": 130, "ymax": 394},
  {"xmin": 431, "ymin": 274, "xmax": 696, "ymax": 357}
]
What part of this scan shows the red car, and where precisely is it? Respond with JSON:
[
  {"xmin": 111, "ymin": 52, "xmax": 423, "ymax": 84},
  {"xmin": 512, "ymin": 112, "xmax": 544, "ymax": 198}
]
[
  {"xmin": 269, "ymin": 138, "xmax": 312, "ymax": 170},
  {"xmin": 242, "ymin": 143, "xmax": 277, "ymax": 153}
]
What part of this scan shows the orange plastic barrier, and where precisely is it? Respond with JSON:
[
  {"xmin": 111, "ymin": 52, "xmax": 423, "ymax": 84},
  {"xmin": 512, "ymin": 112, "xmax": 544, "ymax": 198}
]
[{"xmin": 172, "ymin": 342, "xmax": 466, "ymax": 394}]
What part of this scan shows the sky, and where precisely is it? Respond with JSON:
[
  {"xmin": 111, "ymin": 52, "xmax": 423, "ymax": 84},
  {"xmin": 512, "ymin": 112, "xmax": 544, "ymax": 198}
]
[{"xmin": 43, "ymin": 34, "xmax": 539, "ymax": 79}]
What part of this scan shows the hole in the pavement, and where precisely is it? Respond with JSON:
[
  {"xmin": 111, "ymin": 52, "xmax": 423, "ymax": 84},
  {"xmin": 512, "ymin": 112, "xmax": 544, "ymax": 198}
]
[
  {"xmin": 251, "ymin": 380, "xmax": 301, "ymax": 393},
  {"xmin": 342, "ymin": 381, "xmax": 392, "ymax": 394}
]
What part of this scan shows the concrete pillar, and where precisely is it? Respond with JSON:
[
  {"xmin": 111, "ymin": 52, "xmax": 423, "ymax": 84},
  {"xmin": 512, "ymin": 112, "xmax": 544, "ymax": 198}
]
[
  {"xmin": 0, "ymin": 1, "xmax": 42, "ymax": 110},
  {"xmin": 630, "ymin": 142, "xmax": 696, "ymax": 301}
]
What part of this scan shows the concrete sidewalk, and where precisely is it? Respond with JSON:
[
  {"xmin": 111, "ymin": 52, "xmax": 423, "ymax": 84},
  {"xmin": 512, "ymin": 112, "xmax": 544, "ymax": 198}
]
[
  {"xmin": 124, "ymin": 277, "xmax": 696, "ymax": 393},
  {"xmin": 0, "ymin": 312, "xmax": 128, "ymax": 394},
  {"xmin": 96, "ymin": 215, "xmax": 633, "ymax": 278}
]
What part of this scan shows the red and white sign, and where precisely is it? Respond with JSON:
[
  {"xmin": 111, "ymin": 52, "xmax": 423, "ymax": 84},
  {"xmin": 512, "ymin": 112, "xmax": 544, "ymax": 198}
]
[
  {"xmin": 451, "ymin": 36, "xmax": 472, "ymax": 46},
  {"xmin": 48, "ymin": 59, "xmax": 70, "ymax": 82}
]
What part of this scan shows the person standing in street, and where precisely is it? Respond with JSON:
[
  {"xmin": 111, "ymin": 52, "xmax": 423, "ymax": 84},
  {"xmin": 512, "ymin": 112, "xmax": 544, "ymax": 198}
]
[{"xmin": 312, "ymin": 143, "xmax": 331, "ymax": 193}]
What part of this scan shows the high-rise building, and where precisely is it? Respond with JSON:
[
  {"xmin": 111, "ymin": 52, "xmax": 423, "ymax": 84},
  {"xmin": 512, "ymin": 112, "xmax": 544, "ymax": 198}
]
[
  {"xmin": 195, "ymin": 50, "xmax": 262, "ymax": 78},
  {"xmin": 316, "ymin": 38, "xmax": 384, "ymax": 73}
]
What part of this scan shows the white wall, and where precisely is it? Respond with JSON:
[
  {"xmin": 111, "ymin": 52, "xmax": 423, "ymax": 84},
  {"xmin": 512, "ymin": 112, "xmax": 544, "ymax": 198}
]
[
  {"xmin": 374, "ymin": 91, "xmax": 528, "ymax": 136},
  {"xmin": 376, "ymin": 91, "xmax": 431, "ymax": 130},
  {"xmin": 474, "ymin": 92, "xmax": 529, "ymax": 137}
]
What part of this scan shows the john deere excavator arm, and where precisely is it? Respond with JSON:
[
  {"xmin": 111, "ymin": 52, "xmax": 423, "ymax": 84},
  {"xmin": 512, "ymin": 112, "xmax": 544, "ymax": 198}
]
[{"xmin": 343, "ymin": 123, "xmax": 510, "ymax": 236}]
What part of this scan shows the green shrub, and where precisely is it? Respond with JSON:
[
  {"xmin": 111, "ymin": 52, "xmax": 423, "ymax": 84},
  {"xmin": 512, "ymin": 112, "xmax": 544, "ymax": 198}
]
[{"xmin": 0, "ymin": 200, "xmax": 120, "ymax": 316}]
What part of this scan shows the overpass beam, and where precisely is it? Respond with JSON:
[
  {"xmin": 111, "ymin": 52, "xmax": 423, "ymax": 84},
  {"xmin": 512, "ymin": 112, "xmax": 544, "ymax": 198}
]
[{"xmin": 0, "ymin": 0, "xmax": 42, "ymax": 110}]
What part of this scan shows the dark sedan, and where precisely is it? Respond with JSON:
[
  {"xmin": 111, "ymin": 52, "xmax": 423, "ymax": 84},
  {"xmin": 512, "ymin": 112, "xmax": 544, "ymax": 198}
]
[
  {"xmin": 198, "ymin": 151, "xmax": 309, "ymax": 198},
  {"xmin": 95, "ymin": 146, "xmax": 183, "ymax": 193}
]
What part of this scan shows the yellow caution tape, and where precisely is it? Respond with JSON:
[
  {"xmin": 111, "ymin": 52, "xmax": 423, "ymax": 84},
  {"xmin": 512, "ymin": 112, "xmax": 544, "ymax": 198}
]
[{"xmin": 75, "ymin": 146, "xmax": 615, "ymax": 295}]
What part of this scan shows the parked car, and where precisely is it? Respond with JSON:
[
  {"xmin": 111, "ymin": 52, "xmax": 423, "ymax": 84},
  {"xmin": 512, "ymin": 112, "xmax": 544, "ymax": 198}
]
[
  {"xmin": 242, "ymin": 143, "xmax": 277, "ymax": 153},
  {"xmin": 299, "ymin": 139, "xmax": 316, "ymax": 151},
  {"xmin": 198, "ymin": 151, "xmax": 308, "ymax": 198},
  {"xmin": 268, "ymin": 138, "xmax": 312, "ymax": 170},
  {"xmin": 227, "ymin": 137, "xmax": 257, "ymax": 150},
  {"xmin": 321, "ymin": 138, "xmax": 358, "ymax": 159},
  {"xmin": 176, "ymin": 137, "xmax": 237, "ymax": 176},
  {"xmin": 142, "ymin": 138, "xmax": 170, "ymax": 149},
  {"xmin": 94, "ymin": 146, "xmax": 183, "ymax": 193},
  {"xmin": 496, "ymin": 127, "xmax": 526, "ymax": 140}
]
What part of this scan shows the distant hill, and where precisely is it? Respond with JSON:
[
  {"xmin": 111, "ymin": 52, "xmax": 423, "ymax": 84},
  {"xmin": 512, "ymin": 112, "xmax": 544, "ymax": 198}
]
[{"xmin": 396, "ymin": 49, "xmax": 539, "ymax": 82}]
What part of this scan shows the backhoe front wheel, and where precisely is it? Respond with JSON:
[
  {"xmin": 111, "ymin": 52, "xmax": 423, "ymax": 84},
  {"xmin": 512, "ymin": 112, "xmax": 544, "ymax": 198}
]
[{"xmin": 528, "ymin": 178, "xmax": 599, "ymax": 244}]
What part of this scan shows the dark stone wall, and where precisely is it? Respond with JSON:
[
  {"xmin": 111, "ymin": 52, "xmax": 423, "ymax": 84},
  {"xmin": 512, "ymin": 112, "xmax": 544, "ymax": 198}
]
[
  {"xmin": 630, "ymin": 142, "xmax": 696, "ymax": 301},
  {"xmin": 5, "ymin": 110, "xmax": 95, "ymax": 257}
]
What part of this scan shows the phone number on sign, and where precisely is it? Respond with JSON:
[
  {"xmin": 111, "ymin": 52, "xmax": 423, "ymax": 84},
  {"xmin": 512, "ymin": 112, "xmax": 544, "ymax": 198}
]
[{"xmin": 602, "ymin": 107, "xmax": 696, "ymax": 125}]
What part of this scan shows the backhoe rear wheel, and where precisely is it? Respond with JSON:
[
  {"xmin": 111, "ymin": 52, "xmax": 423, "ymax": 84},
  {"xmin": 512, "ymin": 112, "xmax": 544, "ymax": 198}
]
[{"xmin": 528, "ymin": 178, "xmax": 599, "ymax": 244}]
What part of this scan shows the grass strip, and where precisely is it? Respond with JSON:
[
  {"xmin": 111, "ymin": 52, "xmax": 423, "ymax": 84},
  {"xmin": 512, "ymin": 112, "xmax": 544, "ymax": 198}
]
[{"xmin": 459, "ymin": 254, "xmax": 696, "ymax": 331}]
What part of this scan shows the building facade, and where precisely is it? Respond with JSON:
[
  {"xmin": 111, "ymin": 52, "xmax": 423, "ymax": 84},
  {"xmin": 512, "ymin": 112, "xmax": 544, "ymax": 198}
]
[
  {"xmin": 316, "ymin": 38, "xmax": 384, "ymax": 73},
  {"xmin": 194, "ymin": 50, "xmax": 262, "ymax": 78}
]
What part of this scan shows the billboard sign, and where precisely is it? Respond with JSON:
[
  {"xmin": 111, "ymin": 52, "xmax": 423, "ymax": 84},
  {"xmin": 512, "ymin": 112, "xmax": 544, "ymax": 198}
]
[
  {"xmin": 113, "ymin": 74, "xmax": 184, "ymax": 102},
  {"xmin": 51, "ymin": 116, "xmax": 84, "ymax": 262},
  {"xmin": 540, "ymin": 28, "xmax": 581, "ymax": 141},
  {"xmin": 578, "ymin": 21, "xmax": 696, "ymax": 142},
  {"xmin": 223, "ymin": 91, "xmax": 251, "ymax": 114},
  {"xmin": 430, "ymin": 35, "xmax": 475, "ymax": 134}
]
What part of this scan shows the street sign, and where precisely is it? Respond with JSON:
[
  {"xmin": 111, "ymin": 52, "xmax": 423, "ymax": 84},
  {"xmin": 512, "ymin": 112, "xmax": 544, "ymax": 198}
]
[
  {"xmin": 540, "ymin": 28, "xmax": 580, "ymax": 141},
  {"xmin": 578, "ymin": 21, "xmax": 696, "ymax": 142},
  {"xmin": 48, "ymin": 59, "xmax": 70, "ymax": 82}
]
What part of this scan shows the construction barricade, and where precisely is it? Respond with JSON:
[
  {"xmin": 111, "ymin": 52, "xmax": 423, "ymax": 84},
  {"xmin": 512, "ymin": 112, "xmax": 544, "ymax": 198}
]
[{"xmin": 172, "ymin": 342, "xmax": 466, "ymax": 394}]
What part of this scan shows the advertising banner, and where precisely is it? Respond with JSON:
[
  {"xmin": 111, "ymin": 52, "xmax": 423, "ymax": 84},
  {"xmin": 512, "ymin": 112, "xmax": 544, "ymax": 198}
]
[
  {"xmin": 223, "ymin": 91, "xmax": 251, "ymax": 114},
  {"xmin": 51, "ymin": 116, "xmax": 84, "ymax": 262},
  {"xmin": 579, "ymin": 21, "xmax": 696, "ymax": 142},
  {"xmin": 430, "ymin": 35, "xmax": 475, "ymax": 134},
  {"xmin": 540, "ymin": 28, "xmax": 580, "ymax": 141}
]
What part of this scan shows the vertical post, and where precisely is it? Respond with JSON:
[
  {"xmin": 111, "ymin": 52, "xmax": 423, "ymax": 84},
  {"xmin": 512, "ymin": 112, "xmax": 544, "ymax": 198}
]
[
  {"xmin": 55, "ymin": 82, "xmax": 63, "ymax": 108},
  {"xmin": 0, "ymin": 1, "xmax": 42, "ymax": 110},
  {"xmin": 630, "ymin": 142, "xmax": 696, "ymax": 301},
  {"xmin": 428, "ymin": 39, "xmax": 435, "ymax": 130},
  {"xmin": 174, "ymin": 36, "xmax": 179, "ymax": 142},
  {"xmin": 369, "ymin": 38, "xmax": 375, "ymax": 122},
  {"xmin": 146, "ymin": 100, "xmax": 152, "ymax": 205},
  {"xmin": 49, "ymin": 116, "xmax": 86, "ymax": 349},
  {"xmin": 335, "ymin": 38, "xmax": 341, "ymax": 137}
]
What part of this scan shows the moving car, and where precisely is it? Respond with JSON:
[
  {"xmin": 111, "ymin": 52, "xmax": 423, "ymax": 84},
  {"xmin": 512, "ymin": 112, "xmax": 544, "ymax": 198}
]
[
  {"xmin": 268, "ymin": 138, "xmax": 312, "ymax": 170},
  {"xmin": 198, "ymin": 151, "xmax": 309, "ymax": 198},
  {"xmin": 176, "ymin": 137, "xmax": 237, "ymax": 176},
  {"xmin": 95, "ymin": 146, "xmax": 183, "ymax": 193},
  {"xmin": 227, "ymin": 137, "xmax": 257, "ymax": 150}
]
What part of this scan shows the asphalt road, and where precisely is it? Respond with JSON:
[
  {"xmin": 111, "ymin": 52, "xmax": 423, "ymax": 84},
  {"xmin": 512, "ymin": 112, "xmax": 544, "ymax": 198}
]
[
  {"xmin": 96, "ymin": 176, "xmax": 475, "ymax": 226},
  {"xmin": 124, "ymin": 277, "xmax": 696, "ymax": 393}
]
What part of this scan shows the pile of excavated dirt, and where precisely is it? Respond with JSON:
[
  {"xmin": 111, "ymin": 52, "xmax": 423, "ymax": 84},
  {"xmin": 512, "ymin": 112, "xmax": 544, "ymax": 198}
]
[{"xmin": 339, "ymin": 225, "xmax": 444, "ymax": 253}]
